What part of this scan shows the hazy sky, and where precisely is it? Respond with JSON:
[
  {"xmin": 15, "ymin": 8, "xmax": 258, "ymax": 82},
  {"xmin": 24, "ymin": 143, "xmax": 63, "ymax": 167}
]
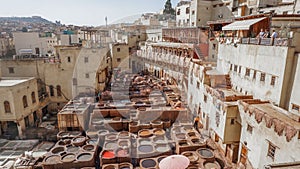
[{"xmin": 0, "ymin": 0, "xmax": 180, "ymax": 26}]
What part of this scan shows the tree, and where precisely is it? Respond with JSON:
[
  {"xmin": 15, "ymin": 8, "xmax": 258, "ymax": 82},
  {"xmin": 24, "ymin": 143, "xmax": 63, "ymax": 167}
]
[{"xmin": 163, "ymin": 0, "xmax": 175, "ymax": 15}]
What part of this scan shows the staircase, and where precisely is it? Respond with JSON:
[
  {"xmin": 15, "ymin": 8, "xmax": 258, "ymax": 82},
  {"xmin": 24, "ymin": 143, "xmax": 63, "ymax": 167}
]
[{"xmin": 194, "ymin": 45, "xmax": 205, "ymax": 60}]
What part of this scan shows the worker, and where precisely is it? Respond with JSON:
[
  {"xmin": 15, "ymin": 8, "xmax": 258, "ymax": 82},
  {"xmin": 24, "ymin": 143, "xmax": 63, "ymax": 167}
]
[{"xmin": 194, "ymin": 116, "xmax": 200, "ymax": 131}]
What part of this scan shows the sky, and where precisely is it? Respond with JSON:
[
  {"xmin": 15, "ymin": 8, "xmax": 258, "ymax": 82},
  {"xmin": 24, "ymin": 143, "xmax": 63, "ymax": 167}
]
[{"xmin": 0, "ymin": 0, "xmax": 180, "ymax": 26}]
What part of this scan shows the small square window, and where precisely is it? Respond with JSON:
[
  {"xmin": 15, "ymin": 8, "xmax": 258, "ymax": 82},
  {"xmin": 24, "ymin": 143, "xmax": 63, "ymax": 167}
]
[
  {"xmin": 67, "ymin": 57, "xmax": 71, "ymax": 63},
  {"xmin": 230, "ymin": 118, "xmax": 235, "ymax": 125},
  {"xmin": 117, "ymin": 58, "xmax": 121, "ymax": 62},
  {"xmin": 239, "ymin": 66, "xmax": 242, "ymax": 73},
  {"xmin": 267, "ymin": 142, "xmax": 276, "ymax": 160},
  {"xmin": 230, "ymin": 64, "xmax": 233, "ymax": 71},
  {"xmin": 204, "ymin": 95, "xmax": 207, "ymax": 103},
  {"xmin": 84, "ymin": 57, "xmax": 88, "ymax": 63},
  {"xmin": 253, "ymin": 70, "xmax": 257, "ymax": 79},
  {"xmin": 260, "ymin": 73, "xmax": 266, "ymax": 82},
  {"xmin": 234, "ymin": 65, "xmax": 238, "ymax": 72},
  {"xmin": 292, "ymin": 103, "xmax": 300, "ymax": 112},
  {"xmin": 245, "ymin": 68, "xmax": 250, "ymax": 76},
  {"xmin": 85, "ymin": 73, "xmax": 89, "ymax": 78},
  {"xmin": 117, "ymin": 48, "xmax": 121, "ymax": 52},
  {"xmin": 247, "ymin": 124, "xmax": 253, "ymax": 134},
  {"xmin": 271, "ymin": 76, "xmax": 276, "ymax": 86},
  {"xmin": 8, "ymin": 67, "xmax": 14, "ymax": 74},
  {"xmin": 192, "ymin": 10, "xmax": 195, "ymax": 15}
]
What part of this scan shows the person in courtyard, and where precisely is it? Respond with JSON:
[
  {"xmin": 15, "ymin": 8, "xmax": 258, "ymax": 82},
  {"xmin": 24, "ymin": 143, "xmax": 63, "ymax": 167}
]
[{"xmin": 194, "ymin": 116, "xmax": 200, "ymax": 132}]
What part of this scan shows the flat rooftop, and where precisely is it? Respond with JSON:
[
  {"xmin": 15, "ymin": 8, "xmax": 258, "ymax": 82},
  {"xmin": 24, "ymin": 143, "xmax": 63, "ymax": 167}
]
[
  {"xmin": 0, "ymin": 77, "xmax": 35, "ymax": 87},
  {"xmin": 252, "ymin": 103, "xmax": 300, "ymax": 130}
]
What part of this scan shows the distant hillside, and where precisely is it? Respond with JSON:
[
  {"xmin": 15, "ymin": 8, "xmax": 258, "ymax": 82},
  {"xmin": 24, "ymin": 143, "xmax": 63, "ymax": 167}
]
[
  {"xmin": 111, "ymin": 14, "xmax": 142, "ymax": 24},
  {"xmin": 0, "ymin": 16, "xmax": 53, "ymax": 24}
]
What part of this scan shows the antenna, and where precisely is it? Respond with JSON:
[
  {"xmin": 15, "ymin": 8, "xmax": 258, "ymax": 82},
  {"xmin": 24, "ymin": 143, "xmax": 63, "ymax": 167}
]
[{"xmin": 105, "ymin": 16, "xmax": 108, "ymax": 27}]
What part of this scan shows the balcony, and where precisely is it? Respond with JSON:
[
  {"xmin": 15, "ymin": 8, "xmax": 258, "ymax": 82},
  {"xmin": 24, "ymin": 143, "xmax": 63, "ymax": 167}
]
[{"xmin": 220, "ymin": 37, "xmax": 291, "ymax": 47}]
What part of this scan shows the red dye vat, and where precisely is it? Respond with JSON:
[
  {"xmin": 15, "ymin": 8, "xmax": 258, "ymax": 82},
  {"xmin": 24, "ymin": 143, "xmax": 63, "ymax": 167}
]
[{"xmin": 103, "ymin": 151, "xmax": 115, "ymax": 158}]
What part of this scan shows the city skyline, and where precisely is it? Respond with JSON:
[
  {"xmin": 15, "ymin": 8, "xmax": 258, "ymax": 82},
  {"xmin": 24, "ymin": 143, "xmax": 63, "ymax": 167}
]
[{"xmin": 0, "ymin": 0, "xmax": 180, "ymax": 26}]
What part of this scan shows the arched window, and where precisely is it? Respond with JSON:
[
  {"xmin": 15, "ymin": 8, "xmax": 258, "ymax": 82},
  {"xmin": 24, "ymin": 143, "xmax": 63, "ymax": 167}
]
[
  {"xmin": 31, "ymin": 92, "xmax": 36, "ymax": 103},
  {"xmin": 4, "ymin": 101, "xmax": 11, "ymax": 113},
  {"xmin": 186, "ymin": 7, "xmax": 190, "ymax": 14},
  {"xmin": 49, "ymin": 85, "xmax": 54, "ymax": 96},
  {"xmin": 23, "ymin": 95, "xmax": 28, "ymax": 108},
  {"xmin": 57, "ymin": 85, "xmax": 62, "ymax": 97}
]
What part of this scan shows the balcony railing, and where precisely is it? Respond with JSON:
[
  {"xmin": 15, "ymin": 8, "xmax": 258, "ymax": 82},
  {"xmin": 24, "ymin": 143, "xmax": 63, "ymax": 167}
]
[{"xmin": 220, "ymin": 37, "xmax": 291, "ymax": 47}]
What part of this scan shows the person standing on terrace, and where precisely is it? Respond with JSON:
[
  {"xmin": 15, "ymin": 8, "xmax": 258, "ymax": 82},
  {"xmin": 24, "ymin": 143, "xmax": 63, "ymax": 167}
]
[{"xmin": 257, "ymin": 29, "xmax": 265, "ymax": 38}]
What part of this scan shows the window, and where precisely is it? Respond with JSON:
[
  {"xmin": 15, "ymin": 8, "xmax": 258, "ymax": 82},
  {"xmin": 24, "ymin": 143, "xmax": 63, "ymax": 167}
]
[
  {"xmin": 72, "ymin": 78, "xmax": 78, "ymax": 85},
  {"xmin": 84, "ymin": 57, "xmax": 88, "ymax": 63},
  {"xmin": 49, "ymin": 85, "xmax": 54, "ymax": 96},
  {"xmin": 238, "ymin": 66, "xmax": 242, "ymax": 74},
  {"xmin": 230, "ymin": 118, "xmax": 235, "ymax": 125},
  {"xmin": 186, "ymin": 7, "xmax": 190, "ymax": 14},
  {"xmin": 212, "ymin": 44, "xmax": 216, "ymax": 50},
  {"xmin": 23, "ymin": 95, "xmax": 28, "ymax": 108},
  {"xmin": 204, "ymin": 94, "xmax": 207, "ymax": 103},
  {"xmin": 271, "ymin": 76, "xmax": 276, "ymax": 86},
  {"xmin": 67, "ymin": 57, "xmax": 71, "ymax": 63},
  {"xmin": 57, "ymin": 85, "xmax": 62, "ymax": 97},
  {"xmin": 292, "ymin": 103, "xmax": 300, "ymax": 112},
  {"xmin": 85, "ymin": 73, "xmax": 90, "ymax": 78},
  {"xmin": 4, "ymin": 101, "xmax": 11, "ymax": 113},
  {"xmin": 197, "ymin": 81, "xmax": 200, "ymax": 89},
  {"xmin": 283, "ymin": 11, "xmax": 288, "ymax": 15},
  {"xmin": 267, "ymin": 142, "xmax": 276, "ymax": 160},
  {"xmin": 245, "ymin": 68, "xmax": 250, "ymax": 76},
  {"xmin": 260, "ymin": 73, "xmax": 266, "ymax": 82},
  {"xmin": 117, "ymin": 58, "xmax": 121, "ymax": 62},
  {"xmin": 253, "ymin": 70, "xmax": 257, "ymax": 79},
  {"xmin": 31, "ymin": 92, "xmax": 36, "ymax": 104},
  {"xmin": 192, "ymin": 10, "xmax": 195, "ymax": 15},
  {"xmin": 247, "ymin": 124, "xmax": 253, "ymax": 134},
  {"xmin": 117, "ymin": 48, "xmax": 121, "ymax": 52},
  {"xmin": 234, "ymin": 65, "xmax": 237, "ymax": 72},
  {"xmin": 230, "ymin": 64, "xmax": 233, "ymax": 71},
  {"xmin": 177, "ymin": 9, "xmax": 181, "ymax": 15},
  {"xmin": 8, "ymin": 67, "xmax": 14, "ymax": 74}
]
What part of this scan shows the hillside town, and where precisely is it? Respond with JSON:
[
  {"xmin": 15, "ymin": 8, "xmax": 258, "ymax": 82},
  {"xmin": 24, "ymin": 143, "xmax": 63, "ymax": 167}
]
[{"xmin": 0, "ymin": 0, "xmax": 300, "ymax": 168}]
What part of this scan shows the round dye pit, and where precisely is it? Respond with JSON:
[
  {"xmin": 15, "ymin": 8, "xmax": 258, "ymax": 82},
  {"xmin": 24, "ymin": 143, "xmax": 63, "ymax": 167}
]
[
  {"xmin": 69, "ymin": 131, "xmax": 81, "ymax": 137},
  {"xmin": 103, "ymin": 165, "xmax": 117, "ymax": 169},
  {"xmin": 98, "ymin": 130, "xmax": 109, "ymax": 136},
  {"xmin": 51, "ymin": 146, "xmax": 65, "ymax": 154},
  {"xmin": 77, "ymin": 153, "xmax": 92, "ymax": 161},
  {"xmin": 58, "ymin": 139, "xmax": 71, "ymax": 146},
  {"xmin": 153, "ymin": 129, "xmax": 165, "ymax": 136},
  {"xmin": 188, "ymin": 132, "xmax": 196, "ymax": 137},
  {"xmin": 102, "ymin": 151, "xmax": 115, "ymax": 159},
  {"xmin": 58, "ymin": 132, "xmax": 69, "ymax": 138},
  {"xmin": 179, "ymin": 140, "xmax": 190, "ymax": 146},
  {"xmin": 141, "ymin": 159, "xmax": 156, "ymax": 168},
  {"xmin": 176, "ymin": 133, "xmax": 186, "ymax": 140},
  {"xmin": 157, "ymin": 156, "xmax": 166, "ymax": 163},
  {"xmin": 182, "ymin": 152, "xmax": 199, "ymax": 163},
  {"xmin": 139, "ymin": 139, "xmax": 152, "ymax": 145},
  {"xmin": 105, "ymin": 142, "xmax": 118, "ymax": 149},
  {"xmin": 83, "ymin": 145, "xmax": 95, "ymax": 151},
  {"xmin": 117, "ymin": 149, "xmax": 129, "ymax": 156},
  {"xmin": 45, "ymin": 155, "xmax": 60, "ymax": 164},
  {"xmin": 106, "ymin": 134, "xmax": 118, "ymax": 140},
  {"xmin": 139, "ymin": 130, "xmax": 152, "ymax": 138},
  {"xmin": 191, "ymin": 139, "xmax": 202, "ymax": 144},
  {"xmin": 119, "ymin": 131, "xmax": 130, "ymax": 138},
  {"xmin": 138, "ymin": 145, "xmax": 153, "ymax": 153},
  {"xmin": 61, "ymin": 153, "xmax": 76, "ymax": 163},
  {"xmin": 119, "ymin": 140, "xmax": 129, "ymax": 147},
  {"xmin": 155, "ymin": 144, "xmax": 170, "ymax": 152},
  {"xmin": 198, "ymin": 148, "xmax": 214, "ymax": 159},
  {"xmin": 204, "ymin": 162, "xmax": 220, "ymax": 169}
]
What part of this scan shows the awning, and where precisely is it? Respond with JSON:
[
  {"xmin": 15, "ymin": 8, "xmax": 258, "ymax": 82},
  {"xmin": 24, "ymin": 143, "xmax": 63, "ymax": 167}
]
[{"xmin": 222, "ymin": 17, "xmax": 267, "ymax": 31}]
